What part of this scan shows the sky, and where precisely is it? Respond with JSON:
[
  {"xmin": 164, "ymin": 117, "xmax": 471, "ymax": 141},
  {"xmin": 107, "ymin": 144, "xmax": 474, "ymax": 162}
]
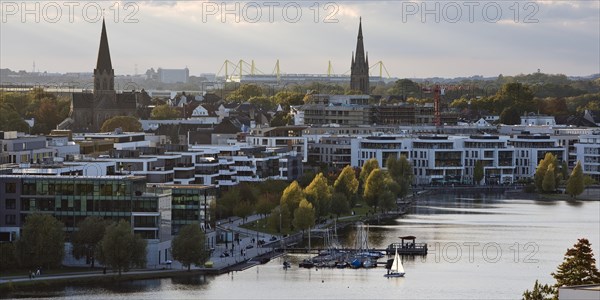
[{"xmin": 1, "ymin": 0, "xmax": 599, "ymax": 78}]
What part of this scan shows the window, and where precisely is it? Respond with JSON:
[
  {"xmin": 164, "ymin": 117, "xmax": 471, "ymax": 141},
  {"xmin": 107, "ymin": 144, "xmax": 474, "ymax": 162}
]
[
  {"xmin": 5, "ymin": 214, "xmax": 16, "ymax": 225},
  {"xmin": 5, "ymin": 182, "xmax": 16, "ymax": 193},
  {"xmin": 5, "ymin": 199, "xmax": 16, "ymax": 210}
]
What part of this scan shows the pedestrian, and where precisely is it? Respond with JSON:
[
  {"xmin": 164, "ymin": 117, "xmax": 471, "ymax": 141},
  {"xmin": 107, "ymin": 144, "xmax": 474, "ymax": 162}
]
[{"xmin": 36, "ymin": 267, "xmax": 40, "ymax": 276}]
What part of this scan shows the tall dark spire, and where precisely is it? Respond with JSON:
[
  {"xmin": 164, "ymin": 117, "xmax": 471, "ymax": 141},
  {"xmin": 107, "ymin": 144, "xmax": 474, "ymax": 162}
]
[
  {"xmin": 96, "ymin": 19, "xmax": 113, "ymax": 73},
  {"xmin": 350, "ymin": 17, "xmax": 370, "ymax": 95},
  {"xmin": 94, "ymin": 19, "xmax": 114, "ymax": 92}
]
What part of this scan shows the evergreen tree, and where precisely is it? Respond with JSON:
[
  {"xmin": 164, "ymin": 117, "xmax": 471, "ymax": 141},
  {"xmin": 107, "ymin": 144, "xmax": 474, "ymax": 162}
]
[
  {"xmin": 551, "ymin": 238, "xmax": 600, "ymax": 287},
  {"xmin": 522, "ymin": 280, "xmax": 556, "ymax": 300},
  {"xmin": 565, "ymin": 161, "xmax": 585, "ymax": 199}
]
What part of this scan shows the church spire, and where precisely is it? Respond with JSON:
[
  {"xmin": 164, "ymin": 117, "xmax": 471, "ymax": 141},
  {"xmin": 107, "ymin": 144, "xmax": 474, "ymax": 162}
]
[
  {"xmin": 96, "ymin": 18, "xmax": 113, "ymax": 74},
  {"xmin": 350, "ymin": 17, "xmax": 369, "ymax": 95},
  {"xmin": 94, "ymin": 18, "xmax": 114, "ymax": 92}
]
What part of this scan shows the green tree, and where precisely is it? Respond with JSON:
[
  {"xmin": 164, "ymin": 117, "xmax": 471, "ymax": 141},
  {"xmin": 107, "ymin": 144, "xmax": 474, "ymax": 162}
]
[
  {"xmin": 535, "ymin": 153, "xmax": 558, "ymax": 192},
  {"xmin": 270, "ymin": 112, "xmax": 291, "ymax": 127},
  {"xmin": 330, "ymin": 192, "xmax": 350, "ymax": 218},
  {"xmin": 522, "ymin": 280, "xmax": 556, "ymax": 300},
  {"xmin": 0, "ymin": 103, "xmax": 29, "ymax": 132},
  {"xmin": 542, "ymin": 164, "xmax": 556, "ymax": 193},
  {"xmin": 499, "ymin": 106, "xmax": 521, "ymax": 125},
  {"xmin": 292, "ymin": 199, "xmax": 315, "ymax": 233},
  {"xmin": 272, "ymin": 91, "xmax": 305, "ymax": 108},
  {"xmin": 474, "ymin": 160, "xmax": 484, "ymax": 185},
  {"xmin": 72, "ymin": 216, "xmax": 108, "ymax": 268},
  {"xmin": 565, "ymin": 161, "xmax": 585, "ymax": 199},
  {"xmin": 233, "ymin": 201, "xmax": 253, "ymax": 220},
  {"xmin": 551, "ymin": 238, "xmax": 600, "ymax": 287},
  {"xmin": 267, "ymin": 204, "xmax": 292, "ymax": 233},
  {"xmin": 333, "ymin": 165, "xmax": 359, "ymax": 208},
  {"xmin": 304, "ymin": 172, "xmax": 332, "ymax": 220},
  {"xmin": 560, "ymin": 161, "xmax": 569, "ymax": 181},
  {"xmin": 226, "ymin": 84, "xmax": 264, "ymax": 102},
  {"xmin": 171, "ymin": 224, "xmax": 209, "ymax": 271},
  {"xmin": 248, "ymin": 95, "xmax": 275, "ymax": 110},
  {"xmin": 15, "ymin": 214, "xmax": 64, "ymax": 270},
  {"xmin": 98, "ymin": 220, "xmax": 147, "ymax": 276},
  {"xmin": 100, "ymin": 116, "xmax": 142, "ymax": 132},
  {"xmin": 363, "ymin": 169, "xmax": 386, "ymax": 210},
  {"xmin": 386, "ymin": 155, "xmax": 413, "ymax": 197},
  {"xmin": 359, "ymin": 159, "xmax": 380, "ymax": 187},
  {"xmin": 378, "ymin": 189, "xmax": 397, "ymax": 213},
  {"xmin": 0, "ymin": 243, "xmax": 18, "ymax": 271},
  {"xmin": 151, "ymin": 104, "xmax": 180, "ymax": 120},
  {"xmin": 280, "ymin": 181, "xmax": 305, "ymax": 216}
]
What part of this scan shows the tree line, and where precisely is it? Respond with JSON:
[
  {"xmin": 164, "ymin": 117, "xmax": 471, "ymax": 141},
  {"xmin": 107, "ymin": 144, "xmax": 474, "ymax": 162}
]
[
  {"xmin": 0, "ymin": 89, "xmax": 70, "ymax": 134},
  {"xmin": 0, "ymin": 214, "xmax": 146, "ymax": 276}
]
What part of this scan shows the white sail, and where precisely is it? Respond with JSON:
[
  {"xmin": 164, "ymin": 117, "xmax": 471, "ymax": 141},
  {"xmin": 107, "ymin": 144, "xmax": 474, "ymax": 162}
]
[{"xmin": 396, "ymin": 251, "xmax": 405, "ymax": 273}]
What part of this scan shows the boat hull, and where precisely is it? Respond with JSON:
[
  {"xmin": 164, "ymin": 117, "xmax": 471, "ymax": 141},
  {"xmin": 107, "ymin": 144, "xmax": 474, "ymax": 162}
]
[{"xmin": 384, "ymin": 272, "xmax": 405, "ymax": 278}]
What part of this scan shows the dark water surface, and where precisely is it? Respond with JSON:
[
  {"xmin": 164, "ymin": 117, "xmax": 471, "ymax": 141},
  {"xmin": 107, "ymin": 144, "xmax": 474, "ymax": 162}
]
[{"xmin": 9, "ymin": 193, "xmax": 600, "ymax": 299}]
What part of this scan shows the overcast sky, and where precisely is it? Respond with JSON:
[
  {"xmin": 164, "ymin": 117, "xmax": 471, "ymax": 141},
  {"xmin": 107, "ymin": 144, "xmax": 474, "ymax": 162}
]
[{"xmin": 1, "ymin": 0, "xmax": 598, "ymax": 78}]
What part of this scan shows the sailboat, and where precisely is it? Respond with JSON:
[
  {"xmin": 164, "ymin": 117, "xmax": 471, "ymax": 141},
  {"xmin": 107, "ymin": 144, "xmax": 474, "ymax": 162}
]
[{"xmin": 384, "ymin": 249, "xmax": 405, "ymax": 278}]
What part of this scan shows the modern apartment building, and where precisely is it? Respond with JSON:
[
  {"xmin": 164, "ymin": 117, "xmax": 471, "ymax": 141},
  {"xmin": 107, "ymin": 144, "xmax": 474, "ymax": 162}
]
[{"xmin": 574, "ymin": 133, "xmax": 600, "ymax": 181}]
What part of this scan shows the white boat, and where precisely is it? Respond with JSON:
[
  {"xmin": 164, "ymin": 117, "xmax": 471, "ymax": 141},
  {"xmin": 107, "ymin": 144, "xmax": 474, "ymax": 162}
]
[{"xmin": 384, "ymin": 249, "xmax": 405, "ymax": 278}]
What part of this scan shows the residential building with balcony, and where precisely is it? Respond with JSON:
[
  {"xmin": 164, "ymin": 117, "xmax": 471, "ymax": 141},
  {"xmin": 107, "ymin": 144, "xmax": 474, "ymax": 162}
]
[
  {"xmin": 574, "ymin": 132, "xmax": 600, "ymax": 181},
  {"xmin": 462, "ymin": 135, "xmax": 515, "ymax": 184},
  {"xmin": 508, "ymin": 134, "xmax": 566, "ymax": 181}
]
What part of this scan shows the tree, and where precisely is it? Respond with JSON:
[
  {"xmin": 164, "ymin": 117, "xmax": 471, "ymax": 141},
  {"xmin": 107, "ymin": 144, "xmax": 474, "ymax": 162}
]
[
  {"xmin": 0, "ymin": 243, "xmax": 18, "ymax": 271},
  {"xmin": 363, "ymin": 169, "xmax": 386, "ymax": 210},
  {"xmin": 304, "ymin": 172, "xmax": 332, "ymax": 220},
  {"xmin": 551, "ymin": 238, "xmax": 600, "ymax": 287},
  {"xmin": 359, "ymin": 158, "xmax": 380, "ymax": 187},
  {"xmin": 386, "ymin": 155, "xmax": 413, "ymax": 197},
  {"xmin": 535, "ymin": 153, "xmax": 558, "ymax": 192},
  {"xmin": 72, "ymin": 216, "xmax": 108, "ymax": 268},
  {"xmin": 171, "ymin": 224, "xmax": 209, "ymax": 271},
  {"xmin": 522, "ymin": 280, "xmax": 556, "ymax": 300},
  {"xmin": 226, "ymin": 84, "xmax": 263, "ymax": 102},
  {"xmin": 560, "ymin": 160, "xmax": 569, "ymax": 181},
  {"xmin": 272, "ymin": 91, "xmax": 305, "ymax": 108},
  {"xmin": 542, "ymin": 164, "xmax": 556, "ymax": 193},
  {"xmin": 499, "ymin": 106, "xmax": 521, "ymax": 125},
  {"xmin": 333, "ymin": 165, "xmax": 359, "ymax": 208},
  {"xmin": 233, "ymin": 201, "xmax": 253, "ymax": 220},
  {"xmin": 151, "ymin": 104, "xmax": 180, "ymax": 120},
  {"xmin": 15, "ymin": 214, "xmax": 64, "ymax": 270},
  {"xmin": 248, "ymin": 96, "xmax": 275, "ymax": 111},
  {"xmin": 0, "ymin": 103, "xmax": 29, "ymax": 132},
  {"xmin": 98, "ymin": 220, "xmax": 147, "ymax": 276},
  {"xmin": 330, "ymin": 192, "xmax": 350, "ymax": 218},
  {"xmin": 292, "ymin": 199, "xmax": 315, "ymax": 233},
  {"xmin": 378, "ymin": 189, "xmax": 397, "ymax": 213},
  {"xmin": 565, "ymin": 161, "xmax": 585, "ymax": 199},
  {"xmin": 280, "ymin": 181, "xmax": 305, "ymax": 216},
  {"xmin": 100, "ymin": 115, "xmax": 142, "ymax": 132},
  {"xmin": 267, "ymin": 204, "xmax": 292, "ymax": 233},
  {"xmin": 473, "ymin": 160, "xmax": 484, "ymax": 185}
]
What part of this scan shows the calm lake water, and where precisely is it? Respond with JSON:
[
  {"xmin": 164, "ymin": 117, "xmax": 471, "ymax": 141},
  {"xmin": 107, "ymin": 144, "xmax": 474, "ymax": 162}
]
[{"xmin": 9, "ymin": 193, "xmax": 600, "ymax": 299}]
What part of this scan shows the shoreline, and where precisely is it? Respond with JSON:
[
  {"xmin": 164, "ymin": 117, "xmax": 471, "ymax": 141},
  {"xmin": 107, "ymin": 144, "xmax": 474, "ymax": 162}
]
[{"xmin": 2, "ymin": 186, "xmax": 597, "ymax": 295}]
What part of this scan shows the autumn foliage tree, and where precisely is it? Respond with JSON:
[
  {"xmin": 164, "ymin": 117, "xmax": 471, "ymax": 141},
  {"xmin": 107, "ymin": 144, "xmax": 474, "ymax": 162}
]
[
  {"xmin": 565, "ymin": 161, "xmax": 584, "ymax": 199},
  {"xmin": 292, "ymin": 199, "xmax": 315, "ymax": 233},
  {"xmin": 304, "ymin": 172, "xmax": 332, "ymax": 220}
]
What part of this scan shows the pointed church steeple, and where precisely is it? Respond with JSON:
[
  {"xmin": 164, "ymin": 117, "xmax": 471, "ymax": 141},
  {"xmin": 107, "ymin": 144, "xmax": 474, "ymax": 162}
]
[
  {"xmin": 350, "ymin": 17, "xmax": 370, "ymax": 95},
  {"xmin": 94, "ymin": 19, "xmax": 114, "ymax": 91}
]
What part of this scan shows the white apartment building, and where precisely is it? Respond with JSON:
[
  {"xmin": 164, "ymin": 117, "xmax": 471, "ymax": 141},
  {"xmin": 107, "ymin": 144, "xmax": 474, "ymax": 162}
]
[
  {"xmin": 574, "ymin": 133, "xmax": 600, "ymax": 181},
  {"xmin": 508, "ymin": 134, "xmax": 566, "ymax": 181},
  {"xmin": 462, "ymin": 135, "xmax": 515, "ymax": 185}
]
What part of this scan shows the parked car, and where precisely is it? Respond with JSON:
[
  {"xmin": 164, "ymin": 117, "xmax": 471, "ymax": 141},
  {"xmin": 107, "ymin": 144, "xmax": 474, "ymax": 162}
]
[
  {"xmin": 246, "ymin": 244, "xmax": 254, "ymax": 249},
  {"xmin": 220, "ymin": 251, "xmax": 230, "ymax": 257}
]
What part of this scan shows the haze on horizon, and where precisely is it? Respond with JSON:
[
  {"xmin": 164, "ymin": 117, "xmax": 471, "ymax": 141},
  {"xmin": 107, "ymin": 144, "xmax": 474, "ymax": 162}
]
[{"xmin": 1, "ymin": 0, "xmax": 598, "ymax": 78}]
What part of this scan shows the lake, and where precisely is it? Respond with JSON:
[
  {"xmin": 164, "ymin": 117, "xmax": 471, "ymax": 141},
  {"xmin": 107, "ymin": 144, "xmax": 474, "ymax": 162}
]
[{"xmin": 8, "ymin": 192, "xmax": 600, "ymax": 299}]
